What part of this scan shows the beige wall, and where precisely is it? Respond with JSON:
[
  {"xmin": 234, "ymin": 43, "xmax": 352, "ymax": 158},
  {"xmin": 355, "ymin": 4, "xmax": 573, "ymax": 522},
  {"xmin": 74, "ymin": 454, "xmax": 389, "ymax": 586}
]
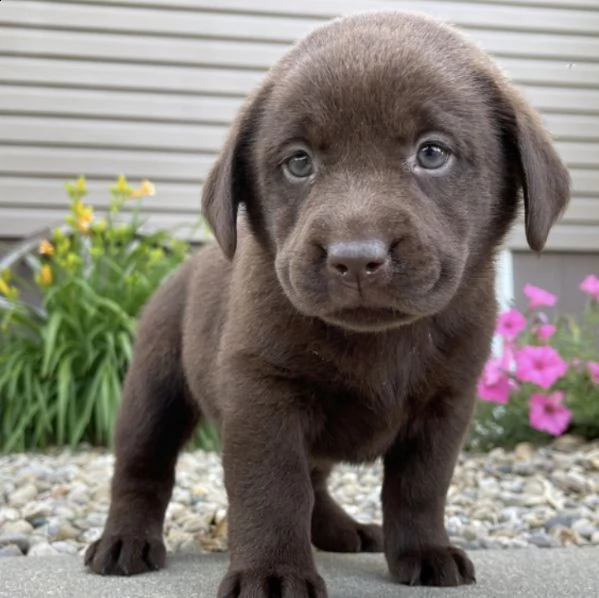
[
  {"xmin": 513, "ymin": 252, "xmax": 598, "ymax": 316},
  {"xmin": 0, "ymin": 0, "xmax": 598, "ymax": 254}
]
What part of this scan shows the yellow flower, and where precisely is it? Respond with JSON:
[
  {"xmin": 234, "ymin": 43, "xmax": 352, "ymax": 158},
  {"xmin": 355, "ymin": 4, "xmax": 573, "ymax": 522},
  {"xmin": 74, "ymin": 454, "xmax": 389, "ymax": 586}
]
[
  {"xmin": 75, "ymin": 175, "xmax": 87, "ymax": 196},
  {"xmin": 0, "ymin": 270, "xmax": 18, "ymax": 299},
  {"xmin": 73, "ymin": 200, "xmax": 94, "ymax": 233},
  {"xmin": 76, "ymin": 219, "xmax": 91, "ymax": 233},
  {"xmin": 65, "ymin": 175, "xmax": 88, "ymax": 201},
  {"xmin": 39, "ymin": 240, "xmax": 55, "ymax": 256},
  {"xmin": 73, "ymin": 201, "xmax": 93, "ymax": 221},
  {"xmin": 130, "ymin": 179, "xmax": 156, "ymax": 199},
  {"xmin": 0, "ymin": 277, "xmax": 10, "ymax": 296},
  {"xmin": 37, "ymin": 265, "xmax": 53, "ymax": 287},
  {"xmin": 112, "ymin": 175, "xmax": 131, "ymax": 195},
  {"xmin": 0, "ymin": 283, "xmax": 20, "ymax": 300}
]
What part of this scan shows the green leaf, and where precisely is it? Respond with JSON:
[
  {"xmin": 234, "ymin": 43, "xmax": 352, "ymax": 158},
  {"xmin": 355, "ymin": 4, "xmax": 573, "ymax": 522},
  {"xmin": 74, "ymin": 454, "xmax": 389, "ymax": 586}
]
[
  {"xmin": 42, "ymin": 312, "xmax": 63, "ymax": 375},
  {"xmin": 56, "ymin": 357, "xmax": 74, "ymax": 445}
]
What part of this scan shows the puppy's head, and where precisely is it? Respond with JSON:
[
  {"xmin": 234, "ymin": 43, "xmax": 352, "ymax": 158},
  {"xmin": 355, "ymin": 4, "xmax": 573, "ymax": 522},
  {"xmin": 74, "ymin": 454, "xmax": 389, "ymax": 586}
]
[{"xmin": 202, "ymin": 11, "xmax": 570, "ymax": 333}]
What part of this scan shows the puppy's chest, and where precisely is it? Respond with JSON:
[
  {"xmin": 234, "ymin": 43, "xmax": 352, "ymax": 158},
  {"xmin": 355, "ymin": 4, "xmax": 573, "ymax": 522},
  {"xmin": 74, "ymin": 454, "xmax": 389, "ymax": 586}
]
[
  {"xmin": 305, "ymin": 370, "xmax": 413, "ymax": 463},
  {"xmin": 284, "ymin": 330, "xmax": 439, "ymax": 462}
]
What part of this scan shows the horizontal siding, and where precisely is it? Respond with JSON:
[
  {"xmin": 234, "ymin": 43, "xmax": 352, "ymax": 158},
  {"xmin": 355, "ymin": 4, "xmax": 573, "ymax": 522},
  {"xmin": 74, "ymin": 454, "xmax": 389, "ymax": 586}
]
[
  {"xmin": 508, "ymin": 223, "xmax": 599, "ymax": 251},
  {"xmin": 27, "ymin": 0, "xmax": 599, "ymax": 26},
  {"xmin": 3, "ymin": 57, "xmax": 599, "ymax": 94},
  {"xmin": 0, "ymin": 146, "xmax": 215, "ymax": 181},
  {"xmin": 0, "ymin": 0, "xmax": 598, "ymax": 249},
  {"xmin": 0, "ymin": 206, "xmax": 203, "ymax": 240},
  {"xmin": 0, "ymin": 178, "xmax": 202, "ymax": 212},
  {"xmin": 1, "ymin": 117, "xmax": 598, "ymax": 164},
  {"xmin": 2, "ymin": 25, "xmax": 599, "ymax": 68}
]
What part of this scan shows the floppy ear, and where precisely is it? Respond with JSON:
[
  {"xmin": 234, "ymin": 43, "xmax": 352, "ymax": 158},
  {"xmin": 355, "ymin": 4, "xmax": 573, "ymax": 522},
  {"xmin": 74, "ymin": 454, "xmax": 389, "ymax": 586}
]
[
  {"xmin": 502, "ymin": 88, "xmax": 571, "ymax": 252},
  {"xmin": 201, "ymin": 90, "xmax": 265, "ymax": 260}
]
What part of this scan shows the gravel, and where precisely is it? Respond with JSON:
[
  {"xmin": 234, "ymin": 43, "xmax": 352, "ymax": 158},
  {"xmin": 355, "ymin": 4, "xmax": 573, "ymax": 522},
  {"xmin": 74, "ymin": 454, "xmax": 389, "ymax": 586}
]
[{"xmin": 1, "ymin": 435, "xmax": 599, "ymax": 559}]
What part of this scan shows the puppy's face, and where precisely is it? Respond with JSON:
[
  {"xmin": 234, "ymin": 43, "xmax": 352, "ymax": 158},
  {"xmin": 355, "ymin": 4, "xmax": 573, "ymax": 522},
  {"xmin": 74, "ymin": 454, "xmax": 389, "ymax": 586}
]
[
  {"xmin": 203, "ymin": 12, "xmax": 570, "ymax": 333},
  {"xmin": 261, "ymin": 27, "xmax": 508, "ymax": 332}
]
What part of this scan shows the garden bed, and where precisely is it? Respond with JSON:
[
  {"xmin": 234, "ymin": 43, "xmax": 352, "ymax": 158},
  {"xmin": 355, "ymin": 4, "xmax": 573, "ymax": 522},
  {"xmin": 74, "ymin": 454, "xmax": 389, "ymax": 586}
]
[{"xmin": 1, "ymin": 438, "xmax": 599, "ymax": 559}]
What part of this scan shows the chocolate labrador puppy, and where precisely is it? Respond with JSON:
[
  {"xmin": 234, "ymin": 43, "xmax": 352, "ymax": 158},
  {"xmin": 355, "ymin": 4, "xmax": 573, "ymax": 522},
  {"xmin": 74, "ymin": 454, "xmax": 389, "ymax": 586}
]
[{"xmin": 85, "ymin": 10, "xmax": 570, "ymax": 597}]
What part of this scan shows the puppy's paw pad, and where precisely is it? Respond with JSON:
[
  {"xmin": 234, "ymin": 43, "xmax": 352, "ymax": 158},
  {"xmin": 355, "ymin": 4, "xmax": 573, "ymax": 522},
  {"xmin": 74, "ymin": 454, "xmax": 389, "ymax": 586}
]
[
  {"xmin": 390, "ymin": 545, "xmax": 476, "ymax": 587},
  {"xmin": 84, "ymin": 534, "xmax": 166, "ymax": 576},
  {"xmin": 218, "ymin": 567, "xmax": 328, "ymax": 598}
]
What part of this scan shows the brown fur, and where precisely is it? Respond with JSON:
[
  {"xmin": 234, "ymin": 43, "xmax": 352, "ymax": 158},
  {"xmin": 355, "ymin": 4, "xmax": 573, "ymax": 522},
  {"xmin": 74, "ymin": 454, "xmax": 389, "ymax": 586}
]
[{"xmin": 85, "ymin": 11, "xmax": 570, "ymax": 596}]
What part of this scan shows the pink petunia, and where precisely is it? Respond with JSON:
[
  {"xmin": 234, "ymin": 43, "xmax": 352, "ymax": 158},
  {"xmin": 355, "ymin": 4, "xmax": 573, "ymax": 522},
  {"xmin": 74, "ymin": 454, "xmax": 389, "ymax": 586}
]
[
  {"xmin": 588, "ymin": 362, "xmax": 599, "ymax": 384},
  {"xmin": 496, "ymin": 309, "xmax": 527, "ymax": 340},
  {"xmin": 516, "ymin": 345, "xmax": 568, "ymax": 389},
  {"xmin": 535, "ymin": 324, "xmax": 556, "ymax": 342},
  {"xmin": 580, "ymin": 275, "xmax": 599, "ymax": 300},
  {"xmin": 524, "ymin": 284, "xmax": 557, "ymax": 310},
  {"xmin": 477, "ymin": 358, "xmax": 511, "ymax": 404},
  {"xmin": 529, "ymin": 392, "xmax": 572, "ymax": 436}
]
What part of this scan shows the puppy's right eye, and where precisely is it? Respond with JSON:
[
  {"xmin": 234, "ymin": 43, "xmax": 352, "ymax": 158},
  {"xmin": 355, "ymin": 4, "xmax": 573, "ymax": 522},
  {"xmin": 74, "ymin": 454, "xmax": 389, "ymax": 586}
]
[
  {"xmin": 416, "ymin": 142, "xmax": 450, "ymax": 170},
  {"xmin": 283, "ymin": 151, "xmax": 314, "ymax": 180}
]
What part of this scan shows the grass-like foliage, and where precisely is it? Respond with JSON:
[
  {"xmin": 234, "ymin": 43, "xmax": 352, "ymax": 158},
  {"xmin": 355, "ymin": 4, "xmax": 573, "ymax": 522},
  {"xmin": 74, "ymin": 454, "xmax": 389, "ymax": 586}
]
[{"xmin": 0, "ymin": 176, "xmax": 221, "ymax": 452}]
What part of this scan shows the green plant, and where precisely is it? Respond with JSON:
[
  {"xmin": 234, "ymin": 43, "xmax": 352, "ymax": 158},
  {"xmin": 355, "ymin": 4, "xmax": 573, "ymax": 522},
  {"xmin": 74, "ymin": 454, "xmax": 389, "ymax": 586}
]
[
  {"xmin": 468, "ymin": 281, "xmax": 599, "ymax": 451},
  {"xmin": 0, "ymin": 176, "xmax": 219, "ymax": 452}
]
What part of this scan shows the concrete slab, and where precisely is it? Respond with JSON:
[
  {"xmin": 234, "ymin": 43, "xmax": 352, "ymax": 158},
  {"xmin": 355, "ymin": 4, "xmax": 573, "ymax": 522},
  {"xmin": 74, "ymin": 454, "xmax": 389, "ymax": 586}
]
[{"xmin": 0, "ymin": 548, "xmax": 597, "ymax": 598}]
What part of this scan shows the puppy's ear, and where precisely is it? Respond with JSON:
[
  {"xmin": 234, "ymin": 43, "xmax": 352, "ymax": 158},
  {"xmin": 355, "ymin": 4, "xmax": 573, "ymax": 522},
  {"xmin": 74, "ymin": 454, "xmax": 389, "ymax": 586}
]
[
  {"xmin": 201, "ymin": 89, "xmax": 265, "ymax": 259},
  {"xmin": 499, "ymin": 86, "xmax": 571, "ymax": 252}
]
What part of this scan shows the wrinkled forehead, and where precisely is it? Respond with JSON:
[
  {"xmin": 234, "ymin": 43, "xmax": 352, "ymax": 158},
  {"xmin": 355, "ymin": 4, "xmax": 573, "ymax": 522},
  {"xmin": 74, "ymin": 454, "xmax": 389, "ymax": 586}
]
[{"xmin": 261, "ymin": 29, "xmax": 492, "ymax": 153}]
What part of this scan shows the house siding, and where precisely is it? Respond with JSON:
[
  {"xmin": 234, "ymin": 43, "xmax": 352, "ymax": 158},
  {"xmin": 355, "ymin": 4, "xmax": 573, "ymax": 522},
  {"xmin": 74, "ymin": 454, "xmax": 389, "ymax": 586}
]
[{"xmin": 0, "ymin": 0, "xmax": 598, "ymax": 253}]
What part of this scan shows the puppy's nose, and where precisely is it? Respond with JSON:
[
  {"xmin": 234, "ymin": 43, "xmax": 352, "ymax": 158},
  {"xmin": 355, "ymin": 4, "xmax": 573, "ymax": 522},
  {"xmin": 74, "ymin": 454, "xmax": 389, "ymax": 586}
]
[{"xmin": 326, "ymin": 240, "xmax": 388, "ymax": 285}]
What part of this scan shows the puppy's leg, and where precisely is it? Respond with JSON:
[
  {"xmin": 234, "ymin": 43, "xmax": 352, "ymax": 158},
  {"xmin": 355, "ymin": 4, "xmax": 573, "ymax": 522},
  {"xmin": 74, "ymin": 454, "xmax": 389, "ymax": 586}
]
[
  {"xmin": 85, "ymin": 347, "xmax": 199, "ymax": 575},
  {"xmin": 310, "ymin": 464, "xmax": 382, "ymax": 553},
  {"xmin": 382, "ymin": 394, "xmax": 475, "ymax": 587},
  {"xmin": 217, "ymin": 372, "xmax": 327, "ymax": 598}
]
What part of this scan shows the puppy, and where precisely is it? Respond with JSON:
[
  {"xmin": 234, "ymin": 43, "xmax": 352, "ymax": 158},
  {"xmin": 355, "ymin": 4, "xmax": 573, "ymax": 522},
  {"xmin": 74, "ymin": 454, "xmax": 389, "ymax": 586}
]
[{"xmin": 85, "ymin": 10, "xmax": 569, "ymax": 597}]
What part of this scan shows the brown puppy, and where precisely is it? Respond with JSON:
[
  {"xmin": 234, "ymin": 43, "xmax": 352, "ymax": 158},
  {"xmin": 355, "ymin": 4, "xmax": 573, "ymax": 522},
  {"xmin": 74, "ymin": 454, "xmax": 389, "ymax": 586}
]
[{"xmin": 85, "ymin": 10, "xmax": 570, "ymax": 597}]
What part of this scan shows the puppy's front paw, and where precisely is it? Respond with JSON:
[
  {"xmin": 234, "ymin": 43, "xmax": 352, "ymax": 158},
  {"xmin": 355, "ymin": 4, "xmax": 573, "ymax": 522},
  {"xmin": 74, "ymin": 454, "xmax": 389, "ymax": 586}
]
[
  {"xmin": 312, "ymin": 520, "xmax": 383, "ymax": 553},
  {"xmin": 218, "ymin": 566, "xmax": 328, "ymax": 598},
  {"xmin": 389, "ymin": 545, "xmax": 475, "ymax": 587},
  {"xmin": 84, "ymin": 533, "xmax": 166, "ymax": 576}
]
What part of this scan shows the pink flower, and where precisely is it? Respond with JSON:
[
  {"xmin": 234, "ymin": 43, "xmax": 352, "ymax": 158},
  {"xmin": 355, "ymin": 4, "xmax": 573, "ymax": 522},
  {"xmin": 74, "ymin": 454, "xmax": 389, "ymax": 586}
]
[
  {"xmin": 580, "ymin": 275, "xmax": 599, "ymax": 300},
  {"xmin": 588, "ymin": 362, "xmax": 599, "ymax": 384},
  {"xmin": 535, "ymin": 324, "xmax": 556, "ymax": 342},
  {"xmin": 477, "ymin": 358, "xmax": 511, "ymax": 404},
  {"xmin": 516, "ymin": 345, "xmax": 568, "ymax": 389},
  {"xmin": 524, "ymin": 284, "xmax": 557, "ymax": 309},
  {"xmin": 496, "ymin": 309, "xmax": 527, "ymax": 340},
  {"xmin": 529, "ymin": 392, "xmax": 572, "ymax": 436}
]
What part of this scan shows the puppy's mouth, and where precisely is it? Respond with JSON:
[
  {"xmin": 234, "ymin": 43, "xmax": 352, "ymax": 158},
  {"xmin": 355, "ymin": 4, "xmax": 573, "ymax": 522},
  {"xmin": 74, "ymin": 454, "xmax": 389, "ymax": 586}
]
[{"xmin": 321, "ymin": 306, "xmax": 418, "ymax": 332}]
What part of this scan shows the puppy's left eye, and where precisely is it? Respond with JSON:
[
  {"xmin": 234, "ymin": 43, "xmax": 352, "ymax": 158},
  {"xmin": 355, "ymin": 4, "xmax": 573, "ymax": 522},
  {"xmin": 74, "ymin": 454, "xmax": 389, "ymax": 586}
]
[
  {"xmin": 283, "ymin": 151, "xmax": 314, "ymax": 179},
  {"xmin": 416, "ymin": 143, "xmax": 450, "ymax": 170}
]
